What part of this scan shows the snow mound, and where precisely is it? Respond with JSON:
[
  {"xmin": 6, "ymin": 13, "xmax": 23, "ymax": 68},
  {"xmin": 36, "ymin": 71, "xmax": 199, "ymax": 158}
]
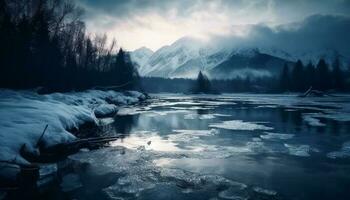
[
  {"xmin": 0, "ymin": 89, "xmax": 145, "ymax": 167},
  {"xmin": 94, "ymin": 104, "xmax": 117, "ymax": 118},
  {"xmin": 209, "ymin": 120, "xmax": 273, "ymax": 131}
]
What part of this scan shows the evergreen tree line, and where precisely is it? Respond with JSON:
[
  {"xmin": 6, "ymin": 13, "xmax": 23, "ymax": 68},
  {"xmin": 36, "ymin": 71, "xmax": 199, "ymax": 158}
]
[
  {"xmin": 0, "ymin": 0, "xmax": 139, "ymax": 92},
  {"xmin": 279, "ymin": 59, "xmax": 347, "ymax": 92}
]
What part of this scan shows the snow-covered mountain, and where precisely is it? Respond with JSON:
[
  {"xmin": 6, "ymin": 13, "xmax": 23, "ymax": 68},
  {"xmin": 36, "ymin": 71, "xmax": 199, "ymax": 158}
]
[
  {"xmin": 130, "ymin": 47, "xmax": 154, "ymax": 73},
  {"xmin": 131, "ymin": 37, "xmax": 233, "ymax": 78},
  {"xmin": 131, "ymin": 37, "xmax": 349, "ymax": 79}
]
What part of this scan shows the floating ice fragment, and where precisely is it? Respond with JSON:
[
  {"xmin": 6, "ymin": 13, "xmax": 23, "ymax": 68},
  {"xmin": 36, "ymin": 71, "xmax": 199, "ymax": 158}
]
[
  {"xmin": 327, "ymin": 141, "xmax": 350, "ymax": 159},
  {"xmin": 184, "ymin": 114, "xmax": 216, "ymax": 120},
  {"xmin": 302, "ymin": 114, "xmax": 326, "ymax": 127},
  {"xmin": 284, "ymin": 144, "xmax": 318, "ymax": 157},
  {"xmin": 260, "ymin": 132, "xmax": 294, "ymax": 140},
  {"xmin": 253, "ymin": 186, "xmax": 277, "ymax": 196},
  {"xmin": 218, "ymin": 186, "xmax": 248, "ymax": 200},
  {"xmin": 209, "ymin": 120, "xmax": 273, "ymax": 131}
]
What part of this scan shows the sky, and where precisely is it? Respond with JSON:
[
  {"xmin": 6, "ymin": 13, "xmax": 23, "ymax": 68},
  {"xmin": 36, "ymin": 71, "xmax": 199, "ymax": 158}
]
[{"xmin": 77, "ymin": 0, "xmax": 350, "ymax": 51}]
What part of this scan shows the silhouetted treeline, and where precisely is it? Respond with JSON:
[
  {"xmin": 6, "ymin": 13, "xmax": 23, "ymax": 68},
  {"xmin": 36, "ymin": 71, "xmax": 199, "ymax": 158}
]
[
  {"xmin": 142, "ymin": 58, "xmax": 350, "ymax": 93},
  {"xmin": 279, "ymin": 59, "xmax": 348, "ymax": 92},
  {"xmin": 141, "ymin": 76, "xmax": 279, "ymax": 93},
  {"xmin": 0, "ymin": 0, "xmax": 139, "ymax": 92}
]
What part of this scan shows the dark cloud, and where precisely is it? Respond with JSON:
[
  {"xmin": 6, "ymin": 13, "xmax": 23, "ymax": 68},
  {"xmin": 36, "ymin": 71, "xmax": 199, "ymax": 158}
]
[
  {"xmin": 78, "ymin": 0, "xmax": 350, "ymax": 21},
  {"xmin": 216, "ymin": 14, "xmax": 350, "ymax": 57},
  {"xmin": 76, "ymin": 0, "xmax": 350, "ymax": 51}
]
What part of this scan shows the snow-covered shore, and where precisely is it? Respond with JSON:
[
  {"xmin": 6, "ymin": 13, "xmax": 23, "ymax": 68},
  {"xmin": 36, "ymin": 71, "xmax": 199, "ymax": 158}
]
[{"xmin": 0, "ymin": 89, "xmax": 146, "ymax": 167}]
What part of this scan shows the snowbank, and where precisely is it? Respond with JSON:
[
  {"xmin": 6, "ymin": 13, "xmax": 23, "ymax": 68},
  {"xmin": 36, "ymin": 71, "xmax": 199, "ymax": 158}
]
[{"xmin": 0, "ymin": 89, "xmax": 146, "ymax": 166}]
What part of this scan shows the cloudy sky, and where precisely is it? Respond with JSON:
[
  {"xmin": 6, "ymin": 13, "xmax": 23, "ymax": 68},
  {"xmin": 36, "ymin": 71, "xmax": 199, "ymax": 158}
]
[{"xmin": 77, "ymin": 0, "xmax": 350, "ymax": 51}]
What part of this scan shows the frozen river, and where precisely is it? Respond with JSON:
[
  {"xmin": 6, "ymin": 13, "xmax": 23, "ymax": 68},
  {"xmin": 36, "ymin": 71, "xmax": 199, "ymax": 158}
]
[{"xmin": 57, "ymin": 94, "xmax": 350, "ymax": 200}]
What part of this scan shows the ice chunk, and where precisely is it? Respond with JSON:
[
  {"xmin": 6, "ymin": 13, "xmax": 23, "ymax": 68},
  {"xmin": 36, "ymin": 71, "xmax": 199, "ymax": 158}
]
[
  {"xmin": 209, "ymin": 120, "xmax": 273, "ymax": 131},
  {"xmin": 94, "ymin": 104, "xmax": 117, "ymax": 118},
  {"xmin": 260, "ymin": 132, "xmax": 294, "ymax": 140},
  {"xmin": 302, "ymin": 114, "xmax": 326, "ymax": 127},
  {"xmin": 284, "ymin": 144, "xmax": 319, "ymax": 157},
  {"xmin": 218, "ymin": 186, "xmax": 248, "ymax": 200},
  {"xmin": 327, "ymin": 141, "xmax": 350, "ymax": 159},
  {"xmin": 253, "ymin": 187, "xmax": 277, "ymax": 196}
]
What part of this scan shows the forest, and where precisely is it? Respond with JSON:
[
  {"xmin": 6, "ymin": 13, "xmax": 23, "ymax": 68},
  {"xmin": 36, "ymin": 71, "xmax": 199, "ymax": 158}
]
[
  {"xmin": 0, "ymin": 0, "xmax": 139, "ymax": 92},
  {"xmin": 142, "ymin": 58, "xmax": 349, "ymax": 93}
]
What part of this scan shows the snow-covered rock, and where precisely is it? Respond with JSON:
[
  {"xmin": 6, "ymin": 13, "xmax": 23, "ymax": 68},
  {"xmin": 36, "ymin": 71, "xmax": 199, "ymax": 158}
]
[
  {"xmin": 94, "ymin": 104, "xmax": 118, "ymax": 118},
  {"xmin": 0, "ymin": 89, "xmax": 145, "ymax": 168}
]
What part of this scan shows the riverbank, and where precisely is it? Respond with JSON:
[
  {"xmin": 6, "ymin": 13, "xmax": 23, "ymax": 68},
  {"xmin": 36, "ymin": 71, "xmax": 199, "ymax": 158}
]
[{"xmin": 0, "ymin": 89, "xmax": 147, "ymax": 185}]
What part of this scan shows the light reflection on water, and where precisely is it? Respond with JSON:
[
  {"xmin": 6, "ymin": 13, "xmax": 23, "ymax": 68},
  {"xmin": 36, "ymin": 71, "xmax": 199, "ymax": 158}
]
[{"xmin": 69, "ymin": 94, "xmax": 350, "ymax": 200}]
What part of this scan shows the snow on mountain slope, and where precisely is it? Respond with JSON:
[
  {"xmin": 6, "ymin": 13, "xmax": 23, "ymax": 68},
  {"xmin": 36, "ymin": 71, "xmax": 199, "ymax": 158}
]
[
  {"xmin": 131, "ymin": 38, "xmax": 349, "ymax": 79},
  {"xmin": 130, "ymin": 47, "xmax": 153, "ymax": 73},
  {"xmin": 210, "ymin": 49, "xmax": 293, "ymax": 79},
  {"xmin": 131, "ymin": 37, "xmax": 233, "ymax": 78}
]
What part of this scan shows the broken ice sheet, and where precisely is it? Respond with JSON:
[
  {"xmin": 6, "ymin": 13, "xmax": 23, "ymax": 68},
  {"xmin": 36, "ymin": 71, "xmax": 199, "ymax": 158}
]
[
  {"xmin": 110, "ymin": 133, "xmax": 182, "ymax": 152},
  {"xmin": 209, "ymin": 120, "xmax": 273, "ymax": 131},
  {"xmin": 302, "ymin": 113, "xmax": 326, "ymax": 127},
  {"xmin": 184, "ymin": 114, "xmax": 216, "ymax": 120},
  {"xmin": 260, "ymin": 132, "xmax": 294, "ymax": 140},
  {"xmin": 327, "ymin": 141, "xmax": 350, "ymax": 159},
  {"xmin": 284, "ymin": 144, "xmax": 319, "ymax": 157},
  {"xmin": 253, "ymin": 186, "xmax": 277, "ymax": 196}
]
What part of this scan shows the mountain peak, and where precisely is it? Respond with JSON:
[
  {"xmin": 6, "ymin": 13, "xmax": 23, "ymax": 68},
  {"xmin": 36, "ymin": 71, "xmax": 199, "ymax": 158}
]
[{"xmin": 133, "ymin": 47, "xmax": 154, "ymax": 55}]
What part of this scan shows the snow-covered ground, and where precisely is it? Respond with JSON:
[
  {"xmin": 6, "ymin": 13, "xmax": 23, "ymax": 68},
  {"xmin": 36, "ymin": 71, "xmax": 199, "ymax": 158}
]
[{"xmin": 0, "ymin": 89, "xmax": 146, "ymax": 168}]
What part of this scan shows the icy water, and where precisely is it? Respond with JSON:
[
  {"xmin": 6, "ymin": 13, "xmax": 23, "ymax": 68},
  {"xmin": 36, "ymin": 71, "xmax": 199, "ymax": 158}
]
[{"xmin": 61, "ymin": 94, "xmax": 350, "ymax": 200}]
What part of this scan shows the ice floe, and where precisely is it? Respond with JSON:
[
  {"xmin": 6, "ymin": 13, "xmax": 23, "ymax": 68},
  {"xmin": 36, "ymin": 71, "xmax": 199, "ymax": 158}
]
[
  {"xmin": 302, "ymin": 113, "xmax": 326, "ymax": 127},
  {"xmin": 209, "ymin": 120, "xmax": 273, "ymax": 131},
  {"xmin": 327, "ymin": 141, "xmax": 350, "ymax": 159},
  {"xmin": 260, "ymin": 132, "xmax": 294, "ymax": 140},
  {"xmin": 284, "ymin": 144, "xmax": 319, "ymax": 157}
]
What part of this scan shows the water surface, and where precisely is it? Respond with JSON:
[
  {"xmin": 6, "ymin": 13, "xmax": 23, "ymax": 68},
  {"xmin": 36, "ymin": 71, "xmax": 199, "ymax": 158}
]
[{"xmin": 62, "ymin": 94, "xmax": 350, "ymax": 200}]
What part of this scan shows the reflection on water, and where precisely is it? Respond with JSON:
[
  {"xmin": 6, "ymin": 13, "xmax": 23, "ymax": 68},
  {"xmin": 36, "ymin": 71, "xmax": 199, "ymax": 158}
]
[{"xmin": 66, "ymin": 94, "xmax": 350, "ymax": 200}]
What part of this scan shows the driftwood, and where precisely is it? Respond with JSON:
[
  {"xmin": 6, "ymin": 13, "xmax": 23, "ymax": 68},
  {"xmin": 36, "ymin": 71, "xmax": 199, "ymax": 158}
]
[
  {"xmin": 23, "ymin": 135, "xmax": 123, "ymax": 163},
  {"xmin": 36, "ymin": 124, "xmax": 48, "ymax": 148},
  {"xmin": 298, "ymin": 86, "xmax": 328, "ymax": 97},
  {"xmin": 92, "ymin": 82, "xmax": 133, "ymax": 91}
]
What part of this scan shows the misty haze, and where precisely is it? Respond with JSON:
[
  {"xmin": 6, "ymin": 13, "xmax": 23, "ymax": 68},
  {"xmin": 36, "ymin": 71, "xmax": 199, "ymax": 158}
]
[{"xmin": 1, "ymin": 0, "xmax": 350, "ymax": 200}]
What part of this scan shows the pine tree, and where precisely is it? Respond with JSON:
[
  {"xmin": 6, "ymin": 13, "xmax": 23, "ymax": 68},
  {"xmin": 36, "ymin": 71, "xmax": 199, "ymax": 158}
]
[
  {"xmin": 305, "ymin": 62, "xmax": 316, "ymax": 89},
  {"xmin": 113, "ymin": 48, "xmax": 139, "ymax": 90},
  {"xmin": 315, "ymin": 59, "xmax": 331, "ymax": 91},
  {"xmin": 194, "ymin": 71, "xmax": 211, "ymax": 93},
  {"xmin": 279, "ymin": 63, "xmax": 290, "ymax": 92},
  {"xmin": 332, "ymin": 58, "xmax": 345, "ymax": 91},
  {"xmin": 291, "ymin": 60, "xmax": 304, "ymax": 91}
]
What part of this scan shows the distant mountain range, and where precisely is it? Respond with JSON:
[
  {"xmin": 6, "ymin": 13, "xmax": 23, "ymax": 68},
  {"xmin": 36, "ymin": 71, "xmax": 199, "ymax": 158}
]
[{"xmin": 130, "ymin": 36, "xmax": 349, "ymax": 79}]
